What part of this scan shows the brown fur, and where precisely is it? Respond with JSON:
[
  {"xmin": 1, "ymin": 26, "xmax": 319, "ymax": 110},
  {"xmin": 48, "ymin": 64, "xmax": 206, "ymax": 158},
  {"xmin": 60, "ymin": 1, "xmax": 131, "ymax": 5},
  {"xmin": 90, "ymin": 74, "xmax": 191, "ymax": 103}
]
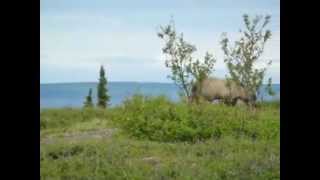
[{"xmin": 191, "ymin": 77, "xmax": 250, "ymax": 105}]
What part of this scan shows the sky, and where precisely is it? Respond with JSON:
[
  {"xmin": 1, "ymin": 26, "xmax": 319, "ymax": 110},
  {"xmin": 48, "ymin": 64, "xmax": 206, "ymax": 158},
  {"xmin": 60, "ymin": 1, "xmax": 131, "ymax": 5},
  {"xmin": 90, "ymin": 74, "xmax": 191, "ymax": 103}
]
[{"xmin": 40, "ymin": 0, "xmax": 280, "ymax": 84}]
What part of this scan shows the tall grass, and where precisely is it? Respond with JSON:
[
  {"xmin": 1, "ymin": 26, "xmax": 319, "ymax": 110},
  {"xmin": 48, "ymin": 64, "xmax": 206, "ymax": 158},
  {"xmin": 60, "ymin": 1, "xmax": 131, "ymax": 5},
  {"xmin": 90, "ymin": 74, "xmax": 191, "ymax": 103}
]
[
  {"xmin": 40, "ymin": 108, "xmax": 111, "ymax": 130},
  {"xmin": 41, "ymin": 136, "xmax": 279, "ymax": 179}
]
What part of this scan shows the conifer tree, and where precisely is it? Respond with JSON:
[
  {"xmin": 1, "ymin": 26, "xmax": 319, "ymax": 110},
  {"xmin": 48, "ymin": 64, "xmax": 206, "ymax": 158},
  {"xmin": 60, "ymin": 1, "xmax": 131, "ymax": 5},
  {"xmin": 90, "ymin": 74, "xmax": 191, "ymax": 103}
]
[
  {"xmin": 97, "ymin": 66, "xmax": 110, "ymax": 108},
  {"xmin": 83, "ymin": 88, "xmax": 93, "ymax": 108}
]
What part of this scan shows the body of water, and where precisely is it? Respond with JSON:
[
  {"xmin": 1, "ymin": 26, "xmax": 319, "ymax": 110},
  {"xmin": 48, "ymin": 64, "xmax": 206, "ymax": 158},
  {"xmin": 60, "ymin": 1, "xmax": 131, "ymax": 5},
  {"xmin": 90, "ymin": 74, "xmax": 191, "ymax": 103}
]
[{"xmin": 40, "ymin": 82, "xmax": 280, "ymax": 108}]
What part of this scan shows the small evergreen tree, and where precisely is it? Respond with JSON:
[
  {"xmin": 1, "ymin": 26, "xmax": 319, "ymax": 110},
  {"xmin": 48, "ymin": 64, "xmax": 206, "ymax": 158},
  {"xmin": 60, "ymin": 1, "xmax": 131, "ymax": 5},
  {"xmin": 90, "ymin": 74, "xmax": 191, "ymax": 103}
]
[
  {"xmin": 97, "ymin": 66, "xmax": 110, "ymax": 108},
  {"xmin": 83, "ymin": 88, "xmax": 93, "ymax": 108}
]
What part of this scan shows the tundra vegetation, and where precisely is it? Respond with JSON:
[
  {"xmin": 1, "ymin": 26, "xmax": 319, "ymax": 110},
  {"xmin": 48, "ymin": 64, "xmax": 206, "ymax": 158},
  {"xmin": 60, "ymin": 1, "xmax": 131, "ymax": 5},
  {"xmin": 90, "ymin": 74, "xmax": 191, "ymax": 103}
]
[
  {"xmin": 41, "ymin": 96, "xmax": 279, "ymax": 179},
  {"xmin": 40, "ymin": 14, "xmax": 279, "ymax": 179}
]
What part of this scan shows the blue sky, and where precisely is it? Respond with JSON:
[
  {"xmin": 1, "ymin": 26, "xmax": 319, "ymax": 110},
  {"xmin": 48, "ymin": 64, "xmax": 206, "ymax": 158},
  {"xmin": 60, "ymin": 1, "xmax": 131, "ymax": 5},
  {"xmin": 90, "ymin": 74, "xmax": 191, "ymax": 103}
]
[{"xmin": 41, "ymin": 0, "xmax": 280, "ymax": 84}]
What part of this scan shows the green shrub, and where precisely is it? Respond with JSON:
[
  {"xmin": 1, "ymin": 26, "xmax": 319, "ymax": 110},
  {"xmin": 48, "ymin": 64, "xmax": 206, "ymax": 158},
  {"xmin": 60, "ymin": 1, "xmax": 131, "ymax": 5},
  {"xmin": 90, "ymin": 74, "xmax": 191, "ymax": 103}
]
[
  {"xmin": 113, "ymin": 95, "xmax": 279, "ymax": 142},
  {"xmin": 40, "ymin": 95, "xmax": 279, "ymax": 179},
  {"xmin": 41, "ymin": 136, "xmax": 279, "ymax": 179}
]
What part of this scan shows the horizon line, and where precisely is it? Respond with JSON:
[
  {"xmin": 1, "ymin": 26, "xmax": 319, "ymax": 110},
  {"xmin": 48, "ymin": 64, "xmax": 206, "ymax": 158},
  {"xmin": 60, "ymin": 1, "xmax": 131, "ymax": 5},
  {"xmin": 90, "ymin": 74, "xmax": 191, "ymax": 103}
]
[
  {"xmin": 40, "ymin": 81, "xmax": 281, "ymax": 85},
  {"xmin": 40, "ymin": 80, "xmax": 173, "ymax": 85}
]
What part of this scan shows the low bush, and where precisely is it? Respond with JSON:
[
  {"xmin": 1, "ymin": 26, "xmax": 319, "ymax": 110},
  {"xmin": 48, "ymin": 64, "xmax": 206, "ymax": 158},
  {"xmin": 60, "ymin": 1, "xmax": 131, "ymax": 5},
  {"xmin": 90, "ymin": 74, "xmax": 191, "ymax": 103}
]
[
  {"xmin": 40, "ymin": 95, "xmax": 280, "ymax": 179},
  {"xmin": 113, "ymin": 95, "xmax": 279, "ymax": 142},
  {"xmin": 40, "ymin": 135, "xmax": 279, "ymax": 179}
]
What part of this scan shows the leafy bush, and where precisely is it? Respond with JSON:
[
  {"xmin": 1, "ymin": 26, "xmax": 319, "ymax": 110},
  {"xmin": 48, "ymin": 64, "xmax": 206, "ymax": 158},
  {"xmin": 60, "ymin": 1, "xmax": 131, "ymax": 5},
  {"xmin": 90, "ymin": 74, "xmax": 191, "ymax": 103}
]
[
  {"xmin": 157, "ymin": 19, "xmax": 216, "ymax": 101},
  {"xmin": 114, "ymin": 95, "xmax": 279, "ymax": 142},
  {"xmin": 221, "ymin": 14, "xmax": 273, "ymax": 105}
]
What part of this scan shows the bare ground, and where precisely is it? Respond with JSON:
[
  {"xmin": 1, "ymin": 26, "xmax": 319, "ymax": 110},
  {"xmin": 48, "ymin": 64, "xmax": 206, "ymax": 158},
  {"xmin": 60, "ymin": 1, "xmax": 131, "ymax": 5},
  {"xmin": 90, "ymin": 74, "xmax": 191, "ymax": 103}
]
[{"xmin": 40, "ymin": 128, "xmax": 117, "ymax": 145}]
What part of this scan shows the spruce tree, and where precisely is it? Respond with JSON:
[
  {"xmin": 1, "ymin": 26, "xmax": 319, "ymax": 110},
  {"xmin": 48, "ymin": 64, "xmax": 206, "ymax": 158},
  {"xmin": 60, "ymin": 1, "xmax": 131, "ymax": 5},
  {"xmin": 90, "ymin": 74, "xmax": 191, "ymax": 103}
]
[
  {"xmin": 97, "ymin": 66, "xmax": 110, "ymax": 108},
  {"xmin": 83, "ymin": 88, "xmax": 93, "ymax": 108}
]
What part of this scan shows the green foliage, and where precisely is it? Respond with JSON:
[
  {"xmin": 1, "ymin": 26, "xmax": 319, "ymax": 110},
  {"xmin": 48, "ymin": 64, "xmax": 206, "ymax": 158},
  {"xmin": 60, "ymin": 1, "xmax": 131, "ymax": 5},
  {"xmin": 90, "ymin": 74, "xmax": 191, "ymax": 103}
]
[
  {"xmin": 83, "ymin": 88, "xmax": 94, "ymax": 108},
  {"xmin": 97, "ymin": 66, "xmax": 110, "ymax": 108},
  {"xmin": 41, "ymin": 95, "xmax": 279, "ymax": 179},
  {"xmin": 158, "ymin": 19, "xmax": 216, "ymax": 100},
  {"xmin": 41, "ymin": 134, "xmax": 279, "ymax": 180},
  {"xmin": 113, "ymin": 95, "xmax": 279, "ymax": 142},
  {"xmin": 221, "ymin": 14, "xmax": 273, "ymax": 105}
]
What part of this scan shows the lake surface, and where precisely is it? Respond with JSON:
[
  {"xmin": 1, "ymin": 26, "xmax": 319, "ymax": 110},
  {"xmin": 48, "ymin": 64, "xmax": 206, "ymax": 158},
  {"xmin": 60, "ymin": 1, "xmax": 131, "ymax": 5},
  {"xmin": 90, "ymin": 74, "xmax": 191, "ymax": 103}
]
[{"xmin": 40, "ymin": 82, "xmax": 280, "ymax": 108}]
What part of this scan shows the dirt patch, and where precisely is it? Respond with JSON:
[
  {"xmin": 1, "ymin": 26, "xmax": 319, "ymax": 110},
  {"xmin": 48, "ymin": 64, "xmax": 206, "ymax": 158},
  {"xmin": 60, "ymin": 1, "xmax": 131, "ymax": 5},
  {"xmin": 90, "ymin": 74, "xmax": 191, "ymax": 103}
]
[
  {"xmin": 142, "ymin": 157, "xmax": 161, "ymax": 166},
  {"xmin": 41, "ymin": 128, "xmax": 117, "ymax": 145}
]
